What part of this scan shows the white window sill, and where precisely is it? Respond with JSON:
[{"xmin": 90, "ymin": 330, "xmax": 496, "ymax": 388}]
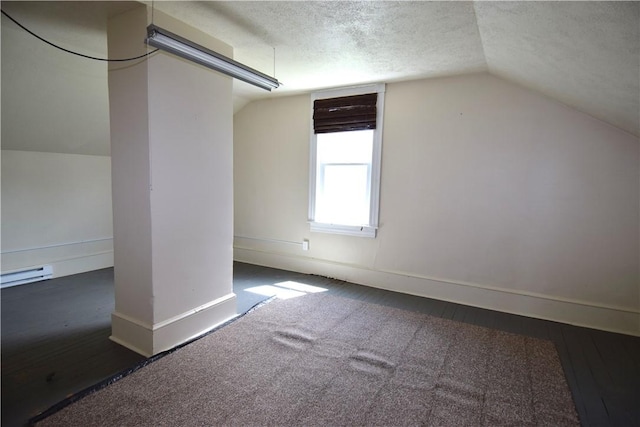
[{"xmin": 309, "ymin": 222, "xmax": 377, "ymax": 238}]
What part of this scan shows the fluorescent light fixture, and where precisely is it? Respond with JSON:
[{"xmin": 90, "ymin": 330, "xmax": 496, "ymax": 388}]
[{"xmin": 145, "ymin": 24, "xmax": 281, "ymax": 91}]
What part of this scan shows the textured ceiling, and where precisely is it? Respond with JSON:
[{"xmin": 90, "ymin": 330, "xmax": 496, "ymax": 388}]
[
  {"xmin": 2, "ymin": 1, "xmax": 638, "ymax": 139},
  {"xmin": 153, "ymin": 1, "xmax": 639, "ymax": 137},
  {"xmin": 475, "ymin": 1, "xmax": 639, "ymax": 137}
]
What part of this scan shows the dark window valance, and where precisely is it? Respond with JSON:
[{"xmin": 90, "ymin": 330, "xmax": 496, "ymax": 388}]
[{"xmin": 313, "ymin": 93, "xmax": 377, "ymax": 134}]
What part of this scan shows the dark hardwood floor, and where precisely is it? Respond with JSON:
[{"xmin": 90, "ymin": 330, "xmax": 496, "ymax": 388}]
[{"xmin": 2, "ymin": 263, "xmax": 638, "ymax": 426}]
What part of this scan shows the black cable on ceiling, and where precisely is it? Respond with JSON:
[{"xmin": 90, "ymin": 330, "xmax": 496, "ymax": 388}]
[{"xmin": 1, "ymin": 9, "xmax": 158, "ymax": 62}]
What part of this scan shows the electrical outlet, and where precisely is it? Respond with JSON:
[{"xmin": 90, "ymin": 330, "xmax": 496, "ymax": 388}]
[{"xmin": 302, "ymin": 240, "xmax": 309, "ymax": 251}]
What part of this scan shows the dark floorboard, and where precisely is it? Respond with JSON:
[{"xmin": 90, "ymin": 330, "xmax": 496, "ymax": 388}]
[
  {"xmin": 1, "ymin": 270, "xmax": 144, "ymax": 427},
  {"xmin": 2, "ymin": 262, "xmax": 639, "ymax": 426}
]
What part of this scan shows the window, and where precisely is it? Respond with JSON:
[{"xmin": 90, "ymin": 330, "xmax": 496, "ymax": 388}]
[{"xmin": 309, "ymin": 84, "xmax": 385, "ymax": 237}]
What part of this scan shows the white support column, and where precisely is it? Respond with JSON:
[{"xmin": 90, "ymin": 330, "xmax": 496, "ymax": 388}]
[{"xmin": 107, "ymin": 6, "xmax": 236, "ymax": 357}]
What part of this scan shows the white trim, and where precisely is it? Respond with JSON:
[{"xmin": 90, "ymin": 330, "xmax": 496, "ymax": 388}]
[
  {"xmin": 1, "ymin": 250, "xmax": 113, "ymax": 272},
  {"xmin": 1, "ymin": 236, "xmax": 114, "ymax": 281},
  {"xmin": 1, "ymin": 237, "xmax": 113, "ymax": 255},
  {"xmin": 153, "ymin": 293, "xmax": 236, "ymax": 330},
  {"xmin": 233, "ymin": 246, "xmax": 640, "ymax": 337},
  {"xmin": 49, "ymin": 251, "xmax": 114, "ymax": 278},
  {"xmin": 110, "ymin": 292, "xmax": 238, "ymax": 356},
  {"xmin": 109, "ymin": 335, "xmax": 153, "ymax": 358},
  {"xmin": 308, "ymin": 83, "xmax": 386, "ymax": 237},
  {"xmin": 310, "ymin": 83, "xmax": 386, "ymax": 101},
  {"xmin": 111, "ymin": 293, "xmax": 237, "ymax": 332},
  {"xmin": 234, "ymin": 235, "xmax": 303, "ymax": 248},
  {"xmin": 112, "ymin": 310, "xmax": 153, "ymax": 330},
  {"xmin": 1, "ymin": 251, "xmax": 114, "ymax": 284},
  {"xmin": 110, "ymin": 313, "xmax": 153, "ymax": 357},
  {"xmin": 309, "ymin": 222, "xmax": 377, "ymax": 238}
]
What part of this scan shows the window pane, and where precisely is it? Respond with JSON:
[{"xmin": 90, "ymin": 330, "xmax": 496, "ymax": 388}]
[
  {"xmin": 314, "ymin": 130, "xmax": 374, "ymax": 226},
  {"xmin": 310, "ymin": 85, "xmax": 384, "ymax": 236},
  {"xmin": 316, "ymin": 130, "xmax": 373, "ymax": 164},
  {"xmin": 316, "ymin": 164, "xmax": 370, "ymax": 225}
]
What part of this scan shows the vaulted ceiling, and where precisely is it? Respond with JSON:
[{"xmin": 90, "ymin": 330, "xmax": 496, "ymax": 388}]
[
  {"xmin": 2, "ymin": 1, "xmax": 638, "ymax": 139},
  {"xmin": 154, "ymin": 1, "xmax": 639, "ymax": 137}
]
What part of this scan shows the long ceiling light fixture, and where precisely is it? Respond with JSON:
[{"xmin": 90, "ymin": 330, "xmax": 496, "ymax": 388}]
[{"xmin": 145, "ymin": 24, "xmax": 281, "ymax": 91}]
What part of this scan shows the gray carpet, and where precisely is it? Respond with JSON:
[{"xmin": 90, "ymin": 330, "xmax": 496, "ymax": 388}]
[{"xmin": 36, "ymin": 293, "xmax": 580, "ymax": 426}]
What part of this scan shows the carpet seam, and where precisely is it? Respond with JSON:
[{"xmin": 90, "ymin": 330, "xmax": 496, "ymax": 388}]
[
  {"xmin": 477, "ymin": 328, "xmax": 496, "ymax": 425},
  {"xmin": 220, "ymin": 292, "xmax": 350, "ymax": 424},
  {"xmin": 526, "ymin": 336, "xmax": 539, "ymax": 426},
  {"xmin": 422, "ymin": 316, "xmax": 461, "ymax": 425},
  {"xmin": 361, "ymin": 313, "xmax": 427, "ymax": 423},
  {"xmin": 289, "ymin": 298, "xmax": 380, "ymax": 424},
  {"xmin": 288, "ymin": 297, "xmax": 372, "ymax": 424},
  {"xmin": 350, "ymin": 303, "xmax": 399, "ymax": 423}
]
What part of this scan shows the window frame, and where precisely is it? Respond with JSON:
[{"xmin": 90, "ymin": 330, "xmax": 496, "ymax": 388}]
[{"xmin": 308, "ymin": 83, "xmax": 385, "ymax": 238}]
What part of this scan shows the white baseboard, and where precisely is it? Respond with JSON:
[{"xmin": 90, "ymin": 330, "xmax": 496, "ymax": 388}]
[
  {"xmin": 0, "ymin": 251, "xmax": 114, "ymax": 288},
  {"xmin": 51, "ymin": 251, "xmax": 114, "ymax": 278},
  {"xmin": 110, "ymin": 317, "xmax": 153, "ymax": 357},
  {"xmin": 111, "ymin": 292, "xmax": 238, "ymax": 357},
  {"xmin": 234, "ymin": 246, "xmax": 640, "ymax": 337},
  {"xmin": 1, "ymin": 238, "xmax": 115, "ymax": 282}
]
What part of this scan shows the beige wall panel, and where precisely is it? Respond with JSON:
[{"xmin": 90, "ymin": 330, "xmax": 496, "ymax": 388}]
[
  {"xmin": 1, "ymin": 150, "xmax": 113, "ymax": 277},
  {"xmin": 234, "ymin": 73, "xmax": 640, "ymax": 335}
]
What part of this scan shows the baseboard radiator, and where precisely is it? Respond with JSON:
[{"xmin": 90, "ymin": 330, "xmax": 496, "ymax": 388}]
[{"xmin": 1, "ymin": 265, "xmax": 53, "ymax": 288}]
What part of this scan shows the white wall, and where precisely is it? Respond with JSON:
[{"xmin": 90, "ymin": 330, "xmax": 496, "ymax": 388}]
[
  {"xmin": 1, "ymin": 2, "xmax": 114, "ymax": 279},
  {"xmin": 1, "ymin": 151, "xmax": 114, "ymax": 277},
  {"xmin": 1, "ymin": 1, "xmax": 111, "ymax": 156},
  {"xmin": 234, "ymin": 73, "xmax": 640, "ymax": 336},
  {"xmin": 109, "ymin": 7, "xmax": 236, "ymax": 356}
]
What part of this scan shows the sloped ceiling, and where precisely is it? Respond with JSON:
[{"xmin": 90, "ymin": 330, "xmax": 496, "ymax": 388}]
[
  {"xmin": 154, "ymin": 1, "xmax": 639, "ymax": 137},
  {"xmin": 2, "ymin": 1, "xmax": 638, "ymax": 141},
  {"xmin": 475, "ymin": 1, "xmax": 639, "ymax": 137}
]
